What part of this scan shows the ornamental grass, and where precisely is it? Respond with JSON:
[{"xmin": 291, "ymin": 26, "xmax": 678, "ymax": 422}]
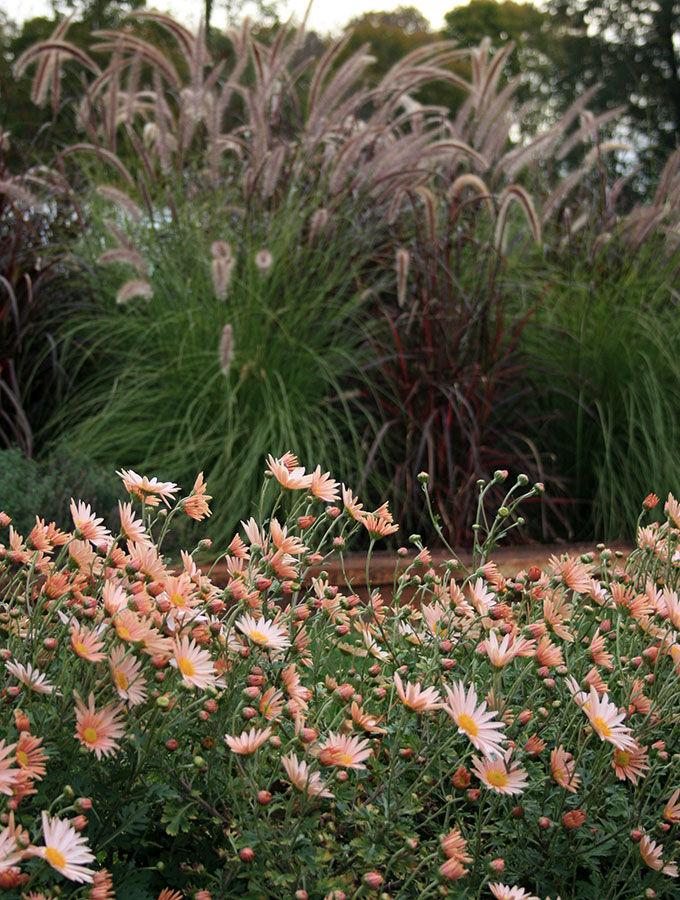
[{"xmin": 0, "ymin": 456, "xmax": 678, "ymax": 898}]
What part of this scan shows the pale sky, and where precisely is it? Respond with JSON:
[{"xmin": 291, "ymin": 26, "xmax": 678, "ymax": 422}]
[{"xmin": 1, "ymin": 0, "xmax": 467, "ymax": 36}]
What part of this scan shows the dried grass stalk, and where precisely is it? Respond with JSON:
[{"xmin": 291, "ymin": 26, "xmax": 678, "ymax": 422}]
[
  {"xmin": 220, "ymin": 323, "xmax": 234, "ymax": 375},
  {"xmin": 116, "ymin": 279, "xmax": 153, "ymax": 304}
]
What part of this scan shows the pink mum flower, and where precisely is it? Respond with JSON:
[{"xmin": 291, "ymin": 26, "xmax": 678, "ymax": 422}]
[
  {"xmin": 281, "ymin": 753, "xmax": 333, "ymax": 799},
  {"xmin": 393, "ymin": 672, "xmax": 442, "ymax": 712},
  {"xmin": 224, "ymin": 726, "xmax": 272, "ymax": 755},
  {"xmin": 639, "ymin": 835, "xmax": 679, "ymax": 877},
  {"xmin": 489, "ymin": 885, "xmax": 540, "ymax": 900},
  {"xmin": 29, "ymin": 811, "xmax": 96, "ymax": 882},
  {"xmin": 550, "ymin": 745, "xmax": 580, "ymax": 793},
  {"xmin": 266, "ymin": 455, "xmax": 313, "ymax": 490},
  {"xmin": 183, "ymin": 473, "xmax": 212, "ymax": 521},
  {"xmin": 5, "ymin": 660, "xmax": 54, "ymax": 694},
  {"xmin": 443, "ymin": 681, "xmax": 506, "ymax": 758},
  {"xmin": 612, "ymin": 742, "xmax": 649, "ymax": 785},
  {"xmin": 109, "ymin": 645, "xmax": 147, "ymax": 706},
  {"xmin": 309, "ymin": 466, "xmax": 339, "ymax": 503},
  {"xmin": 69, "ymin": 500, "xmax": 111, "ymax": 548},
  {"xmin": 471, "ymin": 755, "xmax": 529, "ymax": 795},
  {"xmin": 116, "ymin": 469, "xmax": 179, "ymax": 507},
  {"xmin": 74, "ymin": 693, "xmax": 125, "ymax": 760},
  {"xmin": 70, "ymin": 624, "xmax": 106, "ymax": 663},
  {"xmin": 0, "ymin": 741, "xmax": 18, "ymax": 796},
  {"xmin": 582, "ymin": 686, "xmax": 637, "ymax": 751},
  {"xmin": 664, "ymin": 788, "xmax": 680, "ymax": 824},
  {"xmin": 235, "ymin": 614, "xmax": 290, "ymax": 652},
  {"xmin": 170, "ymin": 636, "xmax": 216, "ymax": 689},
  {"xmin": 318, "ymin": 732, "xmax": 372, "ymax": 769}
]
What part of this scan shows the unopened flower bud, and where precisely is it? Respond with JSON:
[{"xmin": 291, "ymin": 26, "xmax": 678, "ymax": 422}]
[
  {"xmin": 364, "ymin": 871, "xmax": 384, "ymax": 888},
  {"xmin": 538, "ymin": 816, "xmax": 551, "ymax": 829},
  {"xmin": 257, "ymin": 790, "xmax": 272, "ymax": 805},
  {"xmin": 239, "ymin": 847, "xmax": 254, "ymax": 862}
]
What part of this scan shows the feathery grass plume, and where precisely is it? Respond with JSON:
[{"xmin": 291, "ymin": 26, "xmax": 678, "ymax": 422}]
[
  {"xmin": 211, "ymin": 257, "xmax": 234, "ymax": 301},
  {"xmin": 115, "ymin": 279, "xmax": 153, "ymax": 305},
  {"xmin": 98, "ymin": 248, "xmax": 147, "ymax": 275},
  {"xmin": 416, "ymin": 186, "xmax": 438, "ymax": 243},
  {"xmin": 395, "ymin": 248, "xmax": 409, "ymax": 309},
  {"xmin": 254, "ymin": 249, "xmax": 273, "ymax": 275},
  {"xmin": 13, "ymin": 16, "xmax": 100, "ymax": 115},
  {"xmin": 0, "ymin": 181, "xmax": 38, "ymax": 209},
  {"xmin": 494, "ymin": 185, "xmax": 541, "ymax": 253},
  {"xmin": 95, "ymin": 185, "xmax": 142, "ymax": 222},
  {"xmin": 219, "ymin": 323, "xmax": 234, "ymax": 375},
  {"xmin": 308, "ymin": 208, "xmax": 329, "ymax": 244},
  {"xmin": 447, "ymin": 174, "xmax": 494, "ymax": 217}
]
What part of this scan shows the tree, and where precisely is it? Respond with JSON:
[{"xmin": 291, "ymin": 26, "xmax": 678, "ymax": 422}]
[{"xmin": 545, "ymin": 0, "xmax": 680, "ymax": 177}]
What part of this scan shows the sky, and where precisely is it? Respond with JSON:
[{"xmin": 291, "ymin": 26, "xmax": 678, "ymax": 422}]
[{"xmin": 0, "ymin": 0, "xmax": 467, "ymax": 36}]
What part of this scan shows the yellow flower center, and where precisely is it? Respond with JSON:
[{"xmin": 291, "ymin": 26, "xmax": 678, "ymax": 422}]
[
  {"xmin": 248, "ymin": 630, "xmax": 268, "ymax": 645},
  {"xmin": 554, "ymin": 766, "xmax": 565, "ymax": 781},
  {"xmin": 114, "ymin": 670, "xmax": 129, "ymax": 690},
  {"xmin": 457, "ymin": 713, "xmax": 479, "ymax": 737},
  {"xmin": 592, "ymin": 716, "xmax": 612, "ymax": 737},
  {"xmin": 117, "ymin": 625, "xmax": 131, "ymax": 641},
  {"xmin": 16, "ymin": 749, "xmax": 28, "ymax": 767},
  {"xmin": 486, "ymin": 769, "xmax": 508, "ymax": 788},
  {"xmin": 338, "ymin": 753, "xmax": 354, "ymax": 766},
  {"xmin": 83, "ymin": 726, "xmax": 98, "ymax": 744},
  {"xmin": 615, "ymin": 750, "xmax": 631, "ymax": 767},
  {"xmin": 178, "ymin": 657, "xmax": 195, "ymax": 677},
  {"xmin": 45, "ymin": 846, "xmax": 66, "ymax": 869},
  {"xmin": 75, "ymin": 641, "xmax": 88, "ymax": 656},
  {"xmin": 170, "ymin": 592, "xmax": 185, "ymax": 607}
]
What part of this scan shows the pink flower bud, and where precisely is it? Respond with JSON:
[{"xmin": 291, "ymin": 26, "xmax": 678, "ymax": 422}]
[
  {"xmin": 630, "ymin": 829, "xmax": 643, "ymax": 842},
  {"xmin": 327, "ymin": 506, "xmax": 341, "ymax": 519},
  {"xmin": 466, "ymin": 788, "xmax": 480, "ymax": 802},
  {"xmin": 301, "ymin": 728, "xmax": 318, "ymax": 743},
  {"xmin": 239, "ymin": 847, "xmax": 255, "ymax": 862},
  {"xmin": 73, "ymin": 815, "xmax": 87, "ymax": 831},
  {"xmin": 440, "ymin": 639, "xmax": 453, "ymax": 653},
  {"xmin": 538, "ymin": 817, "xmax": 551, "ymax": 830},
  {"xmin": 257, "ymin": 790, "xmax": 272, "ymax": 805},
  {"xmin": 488, "ymin": 858, "xmax": 505, "ymax": 874},
  {"xmin": 517, "ymin": 710, "xmax": 532, "ymax": 725},
  {"xmin": 336, "ymin": 684, "xmax": 354, "ymax": 701},
  {"xmin": 242, "ymin": 707, "xmax": 257, "ymax": 720},
  {"xmin": 441, "ymin": 658, "xmax": 456, "ymax": 670},
  {"xmin": 336, "ymin": 770, "xmax": 349, "ymax": 782},
  {"xmin": 363, "ymin": 871, "xmax": 383, "ymax": 888}
]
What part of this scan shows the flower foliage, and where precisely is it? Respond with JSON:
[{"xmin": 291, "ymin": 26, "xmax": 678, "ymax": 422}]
[{"xmin": 0, "ymin": 458, "xmax": 679, "ymax": 898}]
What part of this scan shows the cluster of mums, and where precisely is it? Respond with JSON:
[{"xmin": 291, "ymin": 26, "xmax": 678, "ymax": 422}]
[{"xmin": 0, "ymin": 456, "xmax": 679, "ymax": 897}]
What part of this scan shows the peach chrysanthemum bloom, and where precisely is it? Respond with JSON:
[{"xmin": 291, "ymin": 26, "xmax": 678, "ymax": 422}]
[
  {"xmin": 482, "ymin": 631, "xmax": 521, "ymax": 667},
  {"xmin": 259, "ymin": 687, "xmax": 285, "ymax": 721},
  {"xmin": 393, "ymin": 673, "xmax": 442, "ymax": 712},
  {"xmin": 534, "ymin": 635, "xmax": 564, "ymax": 668},
  {"xmin": 549, "ymin": 554, "xmax": 593, "ymax": 593},
  {"xmin": 465, "ymin": 578, "xmax": 495, "ymax": 616},
  {"xmin": 71, "ymin": 624, "xmax": 106, "ymax": 663},
  {"xmin": 550, "ymin": 745, "xmax": 580, "ymax": 793},
  {"xmin": 224, "ymin": 726, "xmax": 272, "ymax": 755},
  {"xmin": 74, "ymin": 693, "xmax": 125, "ymax": 760},
  {"xmin": 439, "ymin": 858, "xmax": 468, "ymax": 880},
  {"xmin": 341, "ymin": 485, "xmax": 366, "ymax": 522},
  {"xmin": 109, "ymin": 645, "xmax": 147, "ymax": 706},
  {"xmin": 89, "ymin": 867, "xmax": 115, "ymax": 899},
  {"xmin": 235, "ymin": 614, "xmax": 290, "ymax": 652},
  {"xmin": 639, "ymin": 835, "xmax": 679, "ymax": 877},
  {"xmin": 102, "ymin": 581, "xmax": 128, "ymax": 615},
  {"xmin": 28, "ymin": 811, "xmax": 95, "ymax": 882},
  {"xmin": 170, "ymin": 636, "xmax": 216, "ymax": 689},
  {"xmin": 115, "ymin": 469, "xmax": 179, "ymax": 507},
  {"xmin": 612, "ymin": 742, "xmax": 649, "ymax": 785},
  {"xmin": 309, "ymin": 467, "xmax": 339, "ymax": 503},
  {"xmin": 0, "ymin": 820, "xmax": 24, "ymax": 872},
  {"xmin": 0, "ymin": 741, "xmax": 18, "ymax": 796},
  {"xmin": 443, "ymin": 681, "xmax": 506, "ymax": 759},
  {"xmin": 270, "ymin": 519, "xmax": 307, "ymax": 556},
  {"xmin": 542, "ymin": 593, "xmax": 574, "ymax": 642},
  {"xmin": 584, "ymin": 666, "xmax": 609, "ymax": 695},
  {"xmin": 665, "ymin": 492, "xmax": 680, "ymax": 528},
  {"xmin": 281, "ymin": 752, "xmax": 333, "ymax": 799},
  {"xmin": 266, "ymin": 455, "xmax": 313, "ymax": 490},
  {"xmin": 118, "ymin": 501, "xmax": 151, "ymax": 546},
  {"xmin": 69, "ymin": 500, "xmax": 112, "ymax": 547},
  {"xmin": 16, "ymin": 733, "xmax": 47, "ymax": 780},
  {"xmin": 5, "ymin": 660, "xmax": 54, "ymax": 695},
  {"xmin": 489, "ymin": 885, "xmax": 540, "ymax": 900},
  {"xmin": 157, "ymin": 890, "xmax": 184, "ymax": 900},
  {"xmin": 524, "ymin": 734, "xmax": 546, "ymax": 756},
  {"xmin": 582, "ymin": 686, "xmax": 637, "ymax": 751},
  {"xmin": 589, "ymin": 628, "xmax": 614, "ymax": 670},
  {"xmin": 664, "ymin": 788, "xmax": 680, "ymax": 823},
  {"xmin": 362, "ymin": 514, "xmax": 399, "ymax": 538},
  {"xmin": 183, "ymin": 473, "xmax": 212, "ymax": 521},
  {"xmin": 113, "ymin": 609, "xmax": 151, "ymax": 644},
  {"xmin": 268, "ymin": 549, "xmax": 298, "ymax": 580},
  {"xmin": 472, "ymin": 755, "xmax": 528, "ymax": 795},
  {"xmin": 350, "ymin": 702, "xmax": 386, "ymax": 734},
  {"xmin": 441, "ymin": 826, "xmax": 472, "ymax": 864},
  {"xmin": 318, "ymin": 732, "xmax": 372, "ymax": 769}
]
